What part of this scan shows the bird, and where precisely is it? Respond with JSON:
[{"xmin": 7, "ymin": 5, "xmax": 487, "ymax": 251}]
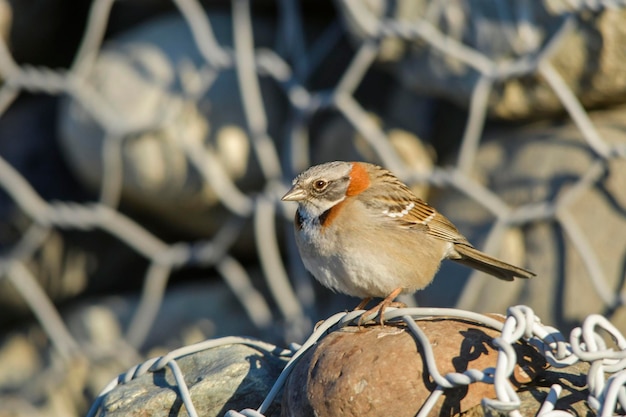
[{"xmin": 281, "ymin": 161, "xmax": 535, "ymax": 325}]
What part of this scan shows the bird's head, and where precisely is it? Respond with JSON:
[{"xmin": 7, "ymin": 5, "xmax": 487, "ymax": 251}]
[{"xmin": 282, "ymin": 161, "xmax": 371, "ymax": 218}]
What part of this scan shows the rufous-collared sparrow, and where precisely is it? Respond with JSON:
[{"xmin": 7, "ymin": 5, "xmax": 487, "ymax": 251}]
[{"xmin": 282, "ymin": 161, "xmax": 535, "ymax": 324}]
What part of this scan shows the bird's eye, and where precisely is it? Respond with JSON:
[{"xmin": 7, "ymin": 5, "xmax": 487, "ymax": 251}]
[{"xmin": 313, "ymin": 179, "xmax": 328, "ymax": 191}]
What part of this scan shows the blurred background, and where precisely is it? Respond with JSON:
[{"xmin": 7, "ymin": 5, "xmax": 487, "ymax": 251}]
[{"xmin": 0, "ymin": 0, "xmax": 625, "ymax": 415}]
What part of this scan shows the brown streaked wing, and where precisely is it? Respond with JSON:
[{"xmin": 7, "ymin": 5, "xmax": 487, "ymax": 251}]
[
  {"xmin": 401, "ymin": 199, "xmax": 470, "ymax": 244},
  {"xmin": 424, "ymin": 212, "xmax": 469, "ymax": 244},
  {"xmin": 363, "ymin": 165, "xmax": 470, "ymax": 244}
]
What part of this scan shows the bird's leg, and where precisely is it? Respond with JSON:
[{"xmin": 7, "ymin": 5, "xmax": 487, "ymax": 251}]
[
  {"xmin": 353, "ymin": 297, "xmax": 372, "ymax": 311},
  {"xmin": 358, "ymin": 287, "xmax": 405, "ymax": 327}
]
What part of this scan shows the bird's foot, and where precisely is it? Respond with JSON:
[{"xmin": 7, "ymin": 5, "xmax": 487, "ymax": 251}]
[{"xmin": 356, "ymin": 288, "xmax": 405, "ymax": 327}]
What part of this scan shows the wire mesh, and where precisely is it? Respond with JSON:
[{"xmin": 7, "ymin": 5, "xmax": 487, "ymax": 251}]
[
  {"xmin": 0, "ymin": 0, "xmax": 625, "ymax": 416},
  {"xmin": 87, "ymin": 305, "xmax": 626, "ymax": 416}
]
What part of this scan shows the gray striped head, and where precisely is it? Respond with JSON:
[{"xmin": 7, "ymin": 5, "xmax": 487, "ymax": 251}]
[{"xmin": 282, "ymin": 161, "xmax": 354, "ymax": 217}]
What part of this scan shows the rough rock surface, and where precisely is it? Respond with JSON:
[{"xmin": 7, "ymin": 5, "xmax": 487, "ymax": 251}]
[
  {"xmin": 57, "ymin": 13, "xmax": 282, "ymax": 240},
  {"xmin": 337, "ymin": 1, "xmax": 626, "ymax": 120},
  {"xmin": 426, "ymin": 104, "xmax": 626, "ymax": 334},
  {"xmin": 282, "ymin": 318, "xmax": 548, "ymax": 417},
  {"xmin": 0, "ymin": 280, "xmax": 270, "ymax": 417},
  {"xmin": 99, "ymin": 342, "xmax": 288, "ymax": 417}
]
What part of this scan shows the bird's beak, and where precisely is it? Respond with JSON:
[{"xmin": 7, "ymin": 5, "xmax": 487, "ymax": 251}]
[{"xmin": 282, "ymin": 184, "xmax": 307, "ymax": 202}]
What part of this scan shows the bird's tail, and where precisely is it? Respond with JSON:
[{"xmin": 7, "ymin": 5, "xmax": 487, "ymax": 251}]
[{"xmin": 451, "ymin": 243, "xmax": 535, "ymax": 281}]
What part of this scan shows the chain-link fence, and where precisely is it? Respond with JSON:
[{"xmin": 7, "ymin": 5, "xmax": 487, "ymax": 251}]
[{"xmin": 1, "ymin": 0, "xmax": 626, "ymax": 416}]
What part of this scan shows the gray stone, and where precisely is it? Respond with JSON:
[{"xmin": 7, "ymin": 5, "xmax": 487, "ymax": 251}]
[
  {"xmin": 0, "ymin": 0, "xmax": 9, "ymax": 46},
  {"xmin": 0, "ymin": 334, "xmax": 41, "ymax": 389},
  {"xmin": 337, "ymin": 1, "xmax": 626, "ymax": 120},
  {"xmin": 423, "ymin": 104, "xmax": 626, "ymax": 334},
  {"xmin": 0, "ymin": 341, "xmax": 89, "ymax": 417},
  {"xmin": 62, "ymin": 279, "xmax": 270, "ymax": 354},
  {"xmin": 0, "ymin": 279, "xmax": 273, "ymax": 417},
  {"xmin": 99, "ymin": 342, "xmax": 288, "ymax": 417},
  {"xmin": 0, "ymin": 95, "xmax": 145, "ymax": 322},
  {"xmin": 476, "ymin": 361, "xmax": 592, "ymax": 417},
  {"xmin": 57, "ymin": 13, "xmax": 284, "ymax": 240}
]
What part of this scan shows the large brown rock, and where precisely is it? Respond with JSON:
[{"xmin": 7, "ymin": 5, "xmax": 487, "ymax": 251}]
[{"xmin": 282, "ymin": 318, "xmax": 546, "ymax": 417}]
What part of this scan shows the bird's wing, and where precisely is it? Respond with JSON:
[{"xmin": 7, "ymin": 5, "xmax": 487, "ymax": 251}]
[
  {"xmin": 359, "ymin": 165, "xmax": 470, "ymax": 245},
  {"xmin": 363, "ymin": 190, "xmax": 470, "ymax": 245},
  {"xmin": 401, "ymin": 199, "xmax": 469, "ymax": 244}
]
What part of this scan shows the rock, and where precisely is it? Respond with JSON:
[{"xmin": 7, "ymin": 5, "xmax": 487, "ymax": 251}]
[
  {"xmin": 57, "ymin": 12, "xmax": 284, "ymax": 240},
  {"xmin": 0, "ymin": 0, "xmax": 10, "ymax": 45},
  {"xmin": 0, "ymin": 219, "xmax": 148, "ymax": 324},
  {"xmin": 424, "ymin": 104, "xmax": 626, "ymax": 333},
  {"xmin": 99, "ymin": 342, "xmax": 288, "ymax": 417},
  {"xmin": 336, "ymin": 1, "xmax": 626, "ymax": 120},
  {"xmin": 0, "ymin": 279, "xmax": 274, "ymax": 417},
  {"xmin": 0, "ymin": 331, "xmax": 89, "ymax": 417},
  {"xmin": 0, "ymin": 95, "xmax": 90, "ymax": 204},
  {"xmin": 472, "ymin": 361, "xmax": 592, "ymax": 417},
  {"xmin": 0, "ymin": 95, "xmax": 147, "ymax": 321},
  {"xmin": 0, "ymin": 334, "xmax": 41, "ymax": 389},
  {"xmin": 61, "ymin": 279, "xmax": 271, "ymax": 356},
  {"xmin": 282, "ymin": 317, "xmax": 546, "ymax": 417}
]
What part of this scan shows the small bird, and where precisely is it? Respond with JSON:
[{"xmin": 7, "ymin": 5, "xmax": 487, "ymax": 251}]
[{"xmin": 282, "ymin": 161, "xmax": 535, "ymax": 324}]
